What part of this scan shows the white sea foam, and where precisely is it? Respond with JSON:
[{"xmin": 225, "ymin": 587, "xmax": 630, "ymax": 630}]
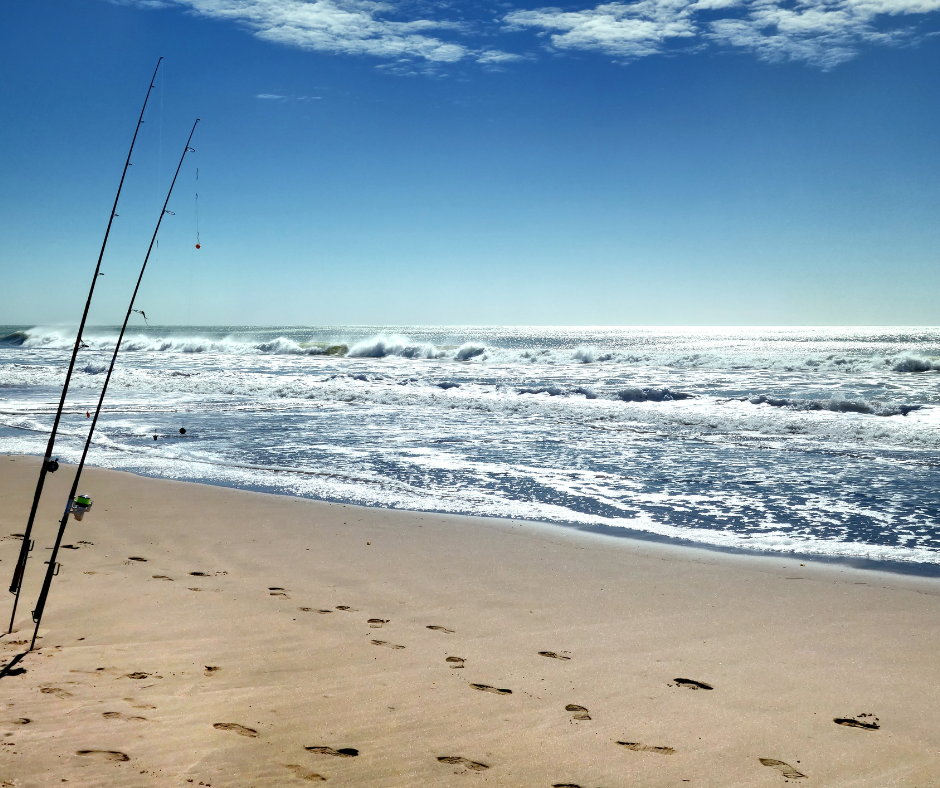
[{"xmin": 2, "ymin": 324, "xmax": 938, "ymax": 568}]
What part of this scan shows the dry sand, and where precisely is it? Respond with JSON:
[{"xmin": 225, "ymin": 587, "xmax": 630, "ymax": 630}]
[{"xmin": 0, "ymin": 454, "xmax": 938, "ymax": 787}]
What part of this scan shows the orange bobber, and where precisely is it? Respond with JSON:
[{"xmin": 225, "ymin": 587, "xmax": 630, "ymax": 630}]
[{"xmin": 195, "ymin": 243, "xmax": 201, "ymax": 249}]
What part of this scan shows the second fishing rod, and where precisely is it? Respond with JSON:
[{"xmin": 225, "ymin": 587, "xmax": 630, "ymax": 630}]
[{"xmin": 28, "ymin": 118, "xmax": 200, "ymax": 652}]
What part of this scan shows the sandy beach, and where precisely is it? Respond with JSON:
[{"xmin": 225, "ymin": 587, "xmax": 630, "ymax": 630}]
[{"xmin": 1, "ymin": 454, "xmax": 938, "ymax": 787}]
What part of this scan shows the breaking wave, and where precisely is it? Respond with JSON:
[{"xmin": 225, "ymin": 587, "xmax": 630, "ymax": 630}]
[
  {"xmin": 4, "ymin": 326, "xmax": 940, "ymax": 374},
  {"xmin": 347, "ymin": 336, "xmax": 444, "ymax": 359},
  {"xmin": 3, "ymin": 324, "xmax": 940, "ymax": 568},
  {"xmin": 747, "ymin": 394, "xmax": 923, "ymax": 417}
]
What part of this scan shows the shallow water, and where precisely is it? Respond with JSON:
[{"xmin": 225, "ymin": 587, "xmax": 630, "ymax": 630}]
[{"xmin": 1, "ymin": 325, "xmax": 938, "ymax": 567}]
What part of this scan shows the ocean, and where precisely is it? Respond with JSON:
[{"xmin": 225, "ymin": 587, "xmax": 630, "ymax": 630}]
[{"xmin": 1, "ymin": 325, "xmax": 938, "ymax": 572}]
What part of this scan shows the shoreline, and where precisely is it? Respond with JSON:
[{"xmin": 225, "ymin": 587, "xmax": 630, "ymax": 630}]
[
  {"xmin": 2, "ymin": 454, "xmax": 939, "ymax": 786},
  {"xmin": 8, "ymin": 450, "xmax": 940, "ymax": 581}
]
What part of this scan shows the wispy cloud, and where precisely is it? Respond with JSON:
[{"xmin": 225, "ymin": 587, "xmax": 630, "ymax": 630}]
[
  {"xmin": 476, "ymin": 49, "xmax": 526, "ymax": 64},
  {"xmin": 109, "ymin": 0, "xmax": 173, "ymax": 7},
  {"xmin": 505, "ymin": 0, "xmax": 701, "ymax": 60},
  {"xmin": 706, "ymin": 0, "xmax": 940, "ymax": 67},
  {"xmin": 149, "ymin": 0, "xmax": 472, "ymax": 62},
  {"xmin": 114, "ymin": 0, "xmax": 940, "ymax": 68},
  {"xmin": 256, "ymin": 91, "xmax": 322, "ymax": 99},
  {"xmin": 505, "ymin": 0, "xmax": 940, "ymax": 67}
]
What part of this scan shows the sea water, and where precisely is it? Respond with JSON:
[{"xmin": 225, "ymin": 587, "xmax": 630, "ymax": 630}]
[{"xmin": 1, "ymin": 325, "xmax": 938, "ymax": 570}]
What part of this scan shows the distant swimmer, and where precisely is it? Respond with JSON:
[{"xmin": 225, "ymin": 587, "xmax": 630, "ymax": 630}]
[{"xmin": 153, "ymin": 435, "xmax": 158, "ymax": 441}]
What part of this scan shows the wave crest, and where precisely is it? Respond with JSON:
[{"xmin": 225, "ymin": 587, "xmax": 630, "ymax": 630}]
[
  {"xmin": 5, "ymin": 327, "xmax": 940, "ymax": 374},
  {"xmin": 347, "ymin": 336, "xmax": 444, "ymax": 359},
  {"xmin": 748, "ymin": 393, "xmax": 923, "ymax": 417}
]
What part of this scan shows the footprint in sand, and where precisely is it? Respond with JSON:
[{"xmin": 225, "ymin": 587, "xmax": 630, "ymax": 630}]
[
  {"xmin": 152, "ymin": 575, "xmax": 174, "ymax": 581},
  {"xmin": 189, "ymin": 572, "xmax": 207, "ymax": 577},
  {"xmin": 470, "ymin": 683, "xmax": 512, "ymax": 695},
  {"xmin": 284, "ymin": 764, "xmax": 326, "ymax": 781},
  {"xmin": 427, "ymin": 625, "xmax": 455, "ymax": 633},
  {"xmin": 12, "ymin": 718, "xmax": 30, "ymax": 725},
  {"xmin": 126, "ymin": 672, "xmax": 150, "ymax": 680},
  {"xmin": 78, "ymin": 540, "xmax": 94, "ymax": 545},
  {"xmin": 61, "ymin": 544, "xmax": 80, "ymax": 550},
  {"xmin": 122, "ymin": 698, "xmax": 157, "ymax": 709},
  {"xmin": 103, "ymin": 711, "xmax": 147, "ymax": 721},
  {"xmin": 368, "ymin": 619, "xmax": 389, "ymax": 628},
  {"xmin": 673, "ymin": 678, "xmax": 713, "ymax": 690},
  {"xmin": 335, "ymin": 605, "xmax": 358, "ymax": 612},
  {"xmin": 437, "ymin": 756, "xmax": 489, "ymax": 772},
  {"xmin": 128, "ymin": 557, "xmax": 147, "ymax": 562},
  {"xmin": 204, "ymin": 666, "xmax": 221, "ymax": 676},
  {"xmin": 40, "ymin": 687, "xmax": 72, "ymax": 699},
  {"xmin": 539, "ymin": 651, "xmax": 571, "ymax": 660},
  {"xmin": 565, "ymin": 704, "xmax": 591, "ymax": 720},
  {"xmin": 76, "ymin": 750, "xmax": 130, "ymax": 761},
  {"xmin": 446, "ymin": 657, "xmax": 465, "ymax": 669},
  {"xmin": 305, "ymin": 746, "xmax": 359, "ymax": 757},
  {"xmin": 213, "ymin": 722, "xmax": 259, "ymax": 738},
  {"xmin": 371, "ymin": 640, "xmax": 405, "ymax": 649},
  {"xmin": 759, "ymin": 758, "xmax": 806, "ymax": 779},
  {"xmin": 834, "ymin": 714, "xmax": 879, "ymax": 730},
  {"xmin": 617, "ymin": 741, "xmax": 675, "ymax": 755}
]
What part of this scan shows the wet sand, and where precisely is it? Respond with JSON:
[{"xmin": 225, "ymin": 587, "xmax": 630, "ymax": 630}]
[{"xmin": 1, "ymin": 454, "xmax": 938, "ymax": 787}]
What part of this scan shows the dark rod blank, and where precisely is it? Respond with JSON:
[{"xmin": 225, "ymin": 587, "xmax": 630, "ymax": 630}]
[
  {"xmin": 28, "ymin": 118, "xmax": 200, "ymax": 651},
  {"xmin": 7, "ymin": 58, "xmax": 163, "ymax": 634}
]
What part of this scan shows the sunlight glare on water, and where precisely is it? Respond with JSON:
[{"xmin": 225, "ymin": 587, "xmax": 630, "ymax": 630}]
[{"xmin": 1, "ymin": 324, "xmax": 938, "ymax": 568}]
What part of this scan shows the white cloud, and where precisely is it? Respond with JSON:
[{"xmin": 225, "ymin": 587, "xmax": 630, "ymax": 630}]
[
  {"xmin": 476, "ymin": 49, "xmax": 526, "ymax": 63},
  {"xmin": 505, "ymin": 0, "xmax": 940, "ymax": 66},
  {"xmin": 108, "ymin": 0, "xmax": 172, "ymax": 7},
  {"xmin": 256, "ymin": 91, "xmax": 323, "ymax": 98},
  {"xmin": 114, "ymin": 0, "xmax": 940, "ymax": 69},
  {"xmin": 159, "ymin": 0, "xmax": 471, "ymax": 62},
  {"xmin": 505, "ymin": 0, "xmax": 700, "ymax": 59}
]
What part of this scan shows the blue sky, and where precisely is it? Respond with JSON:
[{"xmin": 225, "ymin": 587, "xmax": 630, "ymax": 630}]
[{"xmin": 1, "ymin": 0, "xmax": 938, "ymax": 326}]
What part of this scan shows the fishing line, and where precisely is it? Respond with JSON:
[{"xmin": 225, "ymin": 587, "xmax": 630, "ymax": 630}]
[
  {"xmin": 27, "ymin": 119, "xmax": 201, "ymax": 651},
  {"xmin": 5, "ymin": 58, "xmax": 164, "ymax": 634},
  {"xmin": 188, "ymin": 163, "xmax": 199, "ymax": 324},
  {"xmin": 158, "ymin": 63, "xmax": 164, "ymax": 205},
  {"xmin": 195, "ymin": 167, "xmax": 200, "ymax": 249}
]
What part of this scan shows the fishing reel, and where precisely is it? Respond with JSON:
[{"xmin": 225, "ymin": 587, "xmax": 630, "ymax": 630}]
[{"xmin": 70, "ymin": 493, "xmax": 93, "ymax": 521}]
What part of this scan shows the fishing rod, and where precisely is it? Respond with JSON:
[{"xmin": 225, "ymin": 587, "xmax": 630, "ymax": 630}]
[
  {"xmin": 27, "ymin": 118, "xmax": 200, "ymax": 651},
  {"xmin": 6, "ymin": 58, "xmax": 164, "ymax": 634}
]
